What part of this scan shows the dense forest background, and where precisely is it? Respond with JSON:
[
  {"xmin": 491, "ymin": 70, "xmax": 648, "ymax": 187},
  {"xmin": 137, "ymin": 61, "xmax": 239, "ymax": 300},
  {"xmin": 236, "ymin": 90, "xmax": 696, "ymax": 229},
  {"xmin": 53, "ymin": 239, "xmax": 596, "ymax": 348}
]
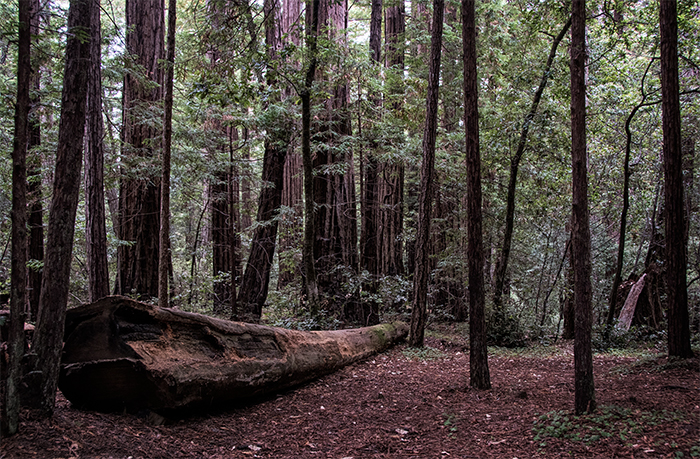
[{"xmin": 0, "ymin": 0, "xmax": 698, "ymax": 344}]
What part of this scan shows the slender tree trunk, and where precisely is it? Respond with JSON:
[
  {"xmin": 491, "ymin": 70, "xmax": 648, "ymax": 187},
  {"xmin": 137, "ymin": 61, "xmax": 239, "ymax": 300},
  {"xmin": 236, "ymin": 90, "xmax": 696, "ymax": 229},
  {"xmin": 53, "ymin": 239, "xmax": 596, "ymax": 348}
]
[
  {"xmin": 492, "ymin": 17, "xmax": 571, "ymax": 312},
  {"xmin": 660, "ymin": 0, "xmax": 692, "ymax": 358},
  {"xmin": 27, "ymin": 0, "xmax": 43, "ymax": 321},
  {"xmin": 2, "ymin": 0, "xmax": 31, "ymax": 437},
  {"xmin": 359, "ymin": 0, "xmax": 382, "ymax": 325},
  {"xmin": 85, "ymin": 0, "xmax": 110, "ymax": 302},
  {"xmin": 159, "ymin": 0, "xmax": 176, "ymax": 309},
  {"xmin": 570, "ymin": 0, "xmax": 595, "ymax": 415},
  {"xmin": 462, "ymin": 0, "xmax": 490, "ymax": 390},
  {"xmin": 301, "ymin": 0, "xmax": 321, "ymax": 315},
  {"xmin": 116, "ymin": 0, "xmax": 164, "ymax": 299},
  {"xmin": 409, "ymin": 0, "xmax": 443, "ymax": 347},
  {"xmin": 32, "ymin": 0, "xmax": 92, "ymax": 416}
]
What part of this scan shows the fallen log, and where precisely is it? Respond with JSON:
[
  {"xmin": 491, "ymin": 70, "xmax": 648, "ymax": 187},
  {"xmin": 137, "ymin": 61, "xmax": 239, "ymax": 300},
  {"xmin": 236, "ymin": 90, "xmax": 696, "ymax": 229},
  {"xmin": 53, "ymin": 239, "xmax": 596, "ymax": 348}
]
[{"xmin": 59, "ymin": 296, "xmax": 408, "ymax": 413}]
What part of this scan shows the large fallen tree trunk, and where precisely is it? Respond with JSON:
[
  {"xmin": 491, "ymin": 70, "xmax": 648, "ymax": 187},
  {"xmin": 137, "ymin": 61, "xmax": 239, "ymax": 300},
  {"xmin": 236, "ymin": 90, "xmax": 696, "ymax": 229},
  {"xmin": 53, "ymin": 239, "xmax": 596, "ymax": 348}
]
[{"xmin": 59, "ymin": 296, "xmax": 408, "ymax": 413}]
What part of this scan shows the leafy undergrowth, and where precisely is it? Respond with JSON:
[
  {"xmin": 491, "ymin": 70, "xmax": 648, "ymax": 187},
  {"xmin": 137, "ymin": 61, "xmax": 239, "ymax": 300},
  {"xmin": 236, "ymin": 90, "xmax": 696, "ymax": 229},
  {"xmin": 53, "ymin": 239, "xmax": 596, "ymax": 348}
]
[{"xmin": 1, "ymin": 327, "xmax": 698, "ymax": 459}]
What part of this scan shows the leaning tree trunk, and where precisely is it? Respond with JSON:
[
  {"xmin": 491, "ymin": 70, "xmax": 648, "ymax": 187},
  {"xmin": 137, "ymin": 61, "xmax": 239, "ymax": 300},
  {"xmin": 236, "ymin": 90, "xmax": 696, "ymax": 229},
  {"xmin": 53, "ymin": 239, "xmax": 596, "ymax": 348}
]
[
  {"xmin": 59, "ymin": 296, "xmax": 408, "ymax": 413},
  {"xmin": 32, "ymin": 0, "xmax": 92, "ymax": 417},
  {"xmin": 409, "ymin": 0, "xmax": 443, "ymax": 347}
]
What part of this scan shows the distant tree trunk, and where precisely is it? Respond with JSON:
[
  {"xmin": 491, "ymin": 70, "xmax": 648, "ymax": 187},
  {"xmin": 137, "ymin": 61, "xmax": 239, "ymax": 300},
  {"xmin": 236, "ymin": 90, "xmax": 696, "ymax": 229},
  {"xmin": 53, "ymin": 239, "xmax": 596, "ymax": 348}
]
[
  {"xmin": 359, "ymin": 0, "xmax": 382, "ymax": 325},
  {"xmin": 2, "ymin": 0, "xmax": 31, "ymax": 437},
  {"xmin": 85, "ymin": 0, "xmax": 110, "ymax": 302},
  {"xmin": 277, "ymin": 0, "xmax": 303, "ymax": 289},
  {"xmin": 492, "ymin": 17, "xmax": 571, "ymax": 312},
  {"xmin": 27, "ymin": 0, "xmax": 43, "ymax": 321},
  {"xmin": 462, "ymin": 0, "xmax": 490, "ymax": 390},
  {"xmin": 211, "ymin": 168, "xmax": 231, "ymax": 313},
  {"xmin": 380, "ymin": 0, "xmax": 405, "ymax": 277},
  {"xmin": 32, "ymin": 0, "xmax": 92, "ymax": 416},
  {"xmin": 313, "ymin": 0, "xmax": 360, "ymax": 321},
  {"xmin": 409, "ymin": 0, "xmax": 443, "ymax": 347},
  {"xmin": 159, "ymin": 0, "xmax": 175, "ymax": 309},
  {"xmin": 570, "ymin": 0, "xmax": 595, "ymax": 415},
  {"xmin": 301, "ymin": 0, "xmax": 321, "ymax": 315},
  {"xmin": 116, "ymin": 0, "xmax": 164, "ymax": 299},
  {"xmin": 659, "ymin": 0, "xmax": 692, "ymax": 358},
  {"xmin": 605, "ymin": 93, "xmax": 651, "ymax": 330},
  {"xmin": 237, "ymin": 0, "xmax": 289, "ymax": 321}
]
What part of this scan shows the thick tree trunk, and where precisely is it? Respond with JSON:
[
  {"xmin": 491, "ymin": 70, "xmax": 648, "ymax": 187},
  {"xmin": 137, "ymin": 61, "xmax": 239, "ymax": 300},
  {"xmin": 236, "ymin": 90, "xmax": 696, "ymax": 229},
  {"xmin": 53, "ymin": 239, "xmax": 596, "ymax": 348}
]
[
  {"xmin": 492, "ymin": 17, "xmax": 571, "ymax": 312},
  {"xmin": 409, "ymin": 0, "xmax": 443, "ymax": 347},
  {"xmin": 59, "ymin": 297, "xmax": 408, "ymax": 413},
  {"xmin": 570, "ymin": 0, "xmax": 595, "ymax": 415},
  {"xmin": 462, "ymin": 0, "xmax": 490, "ymax": 390},
  {"xmin": 32, "ymin": 0, "xmax": 92, "ymax": 416},
  {"xmin": 2, "ymin": 0, "xmax": 31, "ymax": 437},
  {"xmin": 85, "ymin": 0, "xmax": 110, "ymax": 302},
  {"xmin": 116, "ymin": 0, "xmax": 164, "ymax": 299},
  {"xmin": 660, "ymin": 0, "xmax": 692, "ymax": 358}
]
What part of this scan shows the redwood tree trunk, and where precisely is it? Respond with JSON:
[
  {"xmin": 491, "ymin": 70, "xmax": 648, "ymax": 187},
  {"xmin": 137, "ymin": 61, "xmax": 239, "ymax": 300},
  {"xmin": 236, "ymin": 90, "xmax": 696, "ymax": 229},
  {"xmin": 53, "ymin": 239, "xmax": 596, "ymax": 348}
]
[
  {"xmin": 85, "ymin": 0, "xmax": 110, "ymax": 302},
  {"xmin": 2, "ymin": 0, "xmax": 31, "ymax": 436},
  {"xmin": 660, "ymin": 0, "xmax": 692, "ymax": 358},
  {"xmin": 570, "ymin": 0, "xmax": 596, "ymax": 415},
  {"xmin": 409, "ymin": 0, "xmax": 443, "ymax": 347},
  {"xmin": 116, "ymin": 0, "xmax": 164, "ymax": 299},
  {"xmin": 462, "ymin": 0, "xmax": 490, "ymax": 390},
  {"xmin": 32, "ymin": 0, "xmax": 92, "ymax": 416}
]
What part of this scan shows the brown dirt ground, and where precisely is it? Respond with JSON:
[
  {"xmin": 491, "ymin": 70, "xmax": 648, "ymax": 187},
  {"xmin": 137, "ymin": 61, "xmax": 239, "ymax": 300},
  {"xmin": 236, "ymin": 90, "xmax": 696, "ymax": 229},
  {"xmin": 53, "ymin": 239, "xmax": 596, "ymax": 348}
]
[{"xmin": 1, "ymin": 329, "xmax": 698, "ymax": 459}]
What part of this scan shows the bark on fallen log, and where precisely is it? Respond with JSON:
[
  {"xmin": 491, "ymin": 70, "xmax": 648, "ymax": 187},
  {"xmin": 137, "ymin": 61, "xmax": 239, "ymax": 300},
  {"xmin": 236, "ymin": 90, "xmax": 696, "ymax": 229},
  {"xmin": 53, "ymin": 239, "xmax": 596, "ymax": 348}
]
[{"xmin": 59, "ymin": 296, "xmax": 407, "ymax": 413}]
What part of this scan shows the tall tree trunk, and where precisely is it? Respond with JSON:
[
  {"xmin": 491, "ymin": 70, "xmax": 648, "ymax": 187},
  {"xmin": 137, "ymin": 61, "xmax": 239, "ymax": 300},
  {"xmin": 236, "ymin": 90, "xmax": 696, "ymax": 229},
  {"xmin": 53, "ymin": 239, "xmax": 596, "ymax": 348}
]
[
  {"xmin": 312, "ymin": 0, "xmax": 360, "ymax": 320},
  {"xmin": 85, "ymin": 0, "xmax": 110, "ymax": 302},
  {"xmin": 159, "ymin": 0, "xmax": 176, "ymax": 309},
  {"xmin": 116, "ymin": 0, "xmax": 164, "ymax": 299},
  {"xmin": 2, "ymin": 0, "xmax": 31, "ymax": 437},
  {"xmin": 492, "ymin": 17, "xmax": 571, "ymax": 312},
  {"xmin": 27, "ymin": 0, "xmax": 43, "ymax": 321},
  {"xmin": 408, "ymin": 0, "xmax": 443, "ymax": 347},
  {"xmin": 660, "ymin": 0, "xmax": 692, "ymax": 358},
  {"xmin": 359, "ymin": 0, "xmax": 382, "ymax": 325},
  {"xmin": 381, "ymin": 0, "xmax": 405, "ymax": 278},
  {"xmin": 570, "ymin": 0, "xmax": 595, "ymax": 415},
  {"xmin": 32, "ymin": 0, "xmax": 92, "ymax": 416},
  {"xmin": 301, "ymin": 0, "xmax": 321, "ymax": 315},
  {"xmin": 237, "ymin": 0, "xmax": 289, "ymax": 321},
  {"xmin": 462, "ymin": 0, "xmax": 490, "ymax": 390}
]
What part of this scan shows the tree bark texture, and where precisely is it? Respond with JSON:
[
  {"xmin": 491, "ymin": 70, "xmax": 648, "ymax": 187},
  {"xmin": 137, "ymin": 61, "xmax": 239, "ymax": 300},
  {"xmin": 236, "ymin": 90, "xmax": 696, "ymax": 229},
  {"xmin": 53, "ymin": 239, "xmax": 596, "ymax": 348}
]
[
  {"xmin": 492, "ymin": 17, "xmax": 571, "ymax": 312},
  {"xmin": 462, "ymin": 0, "xmax": 490, "ymax": 390},
  {"xmin": 660, "ymin": 0, "xmax": 692, "ymax": 358},
  {"xmin": 2, "ymin": 0, "xmax": 31, "ymax": 437},
  {"xmin": 159, "ymin": 0, "xmax": 176, "ymax": 309},
  {"xmin": 59, "ymin": 297, "xmax": 408, "ymax": 413},
  {"xmin": 116, "ymin": 0, "xmax": 164, "ymax": 299},
  {"xmin": 409, "ymin": 0, "xmax": 443, "ymax": 347},
  {"xmin": 85, "ymin": 0, "xmax": 110, "ymax": 302},
  {"xmin": 570, "ymin": 0, "xmax": 595, "ymax": 415},
  {"xmin": 32, "ymin": 0, "xmax": 92, "ymax": 416}
]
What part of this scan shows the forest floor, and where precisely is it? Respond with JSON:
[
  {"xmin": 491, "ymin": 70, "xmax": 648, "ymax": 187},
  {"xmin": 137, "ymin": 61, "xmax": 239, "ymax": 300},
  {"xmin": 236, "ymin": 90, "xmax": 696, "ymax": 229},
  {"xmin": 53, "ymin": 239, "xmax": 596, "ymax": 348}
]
[{"xmin": 1, "ymin": 324, "xmax": 698, "ymax": 459}]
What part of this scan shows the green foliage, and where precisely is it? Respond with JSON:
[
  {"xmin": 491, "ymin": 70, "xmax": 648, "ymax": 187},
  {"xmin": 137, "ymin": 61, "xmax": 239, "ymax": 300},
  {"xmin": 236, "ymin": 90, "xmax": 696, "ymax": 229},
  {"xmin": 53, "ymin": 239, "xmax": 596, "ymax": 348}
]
[
  {"xmin": 532, "ymin": 405, "xmax": 687, "ymax": 448},
  {"xmin": 487, "ymin": 306, "xmax": 528, "ymax": 348},
  {"xmin": 592, "ymin": 323, "xmax": 668, "ymax": 353}
]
